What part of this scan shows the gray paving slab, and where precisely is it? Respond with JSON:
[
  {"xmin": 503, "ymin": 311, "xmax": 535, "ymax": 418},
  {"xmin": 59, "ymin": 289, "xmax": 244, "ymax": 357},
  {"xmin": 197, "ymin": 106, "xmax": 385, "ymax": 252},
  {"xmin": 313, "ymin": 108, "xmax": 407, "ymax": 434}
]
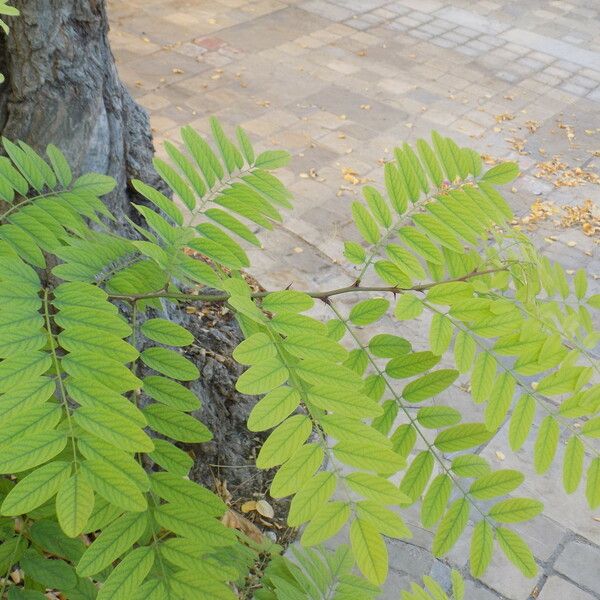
[{"xmin": 109, "ymin": 0, "xmax": 600, "ymax": 597}]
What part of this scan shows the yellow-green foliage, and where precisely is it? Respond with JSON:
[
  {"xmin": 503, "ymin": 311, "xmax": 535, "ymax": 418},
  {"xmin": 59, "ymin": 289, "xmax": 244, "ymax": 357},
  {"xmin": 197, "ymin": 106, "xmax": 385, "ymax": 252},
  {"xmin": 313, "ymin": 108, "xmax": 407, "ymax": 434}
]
[{"xmin": 0, "ymin": 119, "xmax": 597, "ymax": 599}]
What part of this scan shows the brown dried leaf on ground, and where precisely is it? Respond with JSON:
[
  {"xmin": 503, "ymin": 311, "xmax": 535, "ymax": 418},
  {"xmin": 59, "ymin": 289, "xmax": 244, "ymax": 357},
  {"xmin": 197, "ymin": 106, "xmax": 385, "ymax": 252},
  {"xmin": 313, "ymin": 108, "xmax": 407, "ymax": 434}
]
[
  {"xmin": 222, "ymin": 509, "xmax": 264, "ymax": 543},
  {"xmin": 558, "ymin": 121, "xmax": 576, "ymax": 144},
  {"xmin": 342, "ymin": 167, "xmax": 368, "ymax": 185},
  {"xmin": 495, "ymin": 112, "xmax": 515, "ymax": 122},
  {"xmin": 481, "ymin": 154, "xmax": 497, "ymax": 165},
  {"xmin": 516, "ymin": 198, "xmax": 599, "ymax": 236},
  {"xmin": 535, "ymin": 156, "xmax": 600, "ymax": 187},
  {"xmin": 506, "ymin": 137, "xmax": 528, "ymax": 155}
]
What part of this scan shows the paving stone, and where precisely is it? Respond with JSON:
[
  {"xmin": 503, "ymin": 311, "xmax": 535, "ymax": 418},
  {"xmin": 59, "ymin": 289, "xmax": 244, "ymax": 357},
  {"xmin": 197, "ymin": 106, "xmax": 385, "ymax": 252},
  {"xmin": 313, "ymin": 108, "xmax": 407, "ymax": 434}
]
[
  {"xmin": 113, "ymin": 2, "xmax": 600, "ymax": 598},
  {"xmin": 538, "ymin": 577, "xmax": 596, "ymax": 600},
  {"xmin": 561, "ymin": 81, "xmax": 589, "ymax": 96},
  {"xmin": 301, "ymin": 0, "xmax": 353, "ymax": 21},
  {"xmin": 554, "ymin": 540, "xmax": 600, "ymax": 595},
  {"xmin": 463, "ymin": 580, "xmax": 503, "ymax": 600},
  {"xmin": 570, "ymin": 74, "xmax": 598, "ymax": 89}
]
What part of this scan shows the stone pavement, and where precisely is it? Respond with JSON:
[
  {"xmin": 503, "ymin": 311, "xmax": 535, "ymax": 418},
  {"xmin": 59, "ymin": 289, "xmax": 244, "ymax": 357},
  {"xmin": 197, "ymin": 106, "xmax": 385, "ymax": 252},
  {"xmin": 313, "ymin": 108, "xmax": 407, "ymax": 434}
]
[{"xmin": 107, "ymin": 0, "xmax": 600, "ymax": 598}]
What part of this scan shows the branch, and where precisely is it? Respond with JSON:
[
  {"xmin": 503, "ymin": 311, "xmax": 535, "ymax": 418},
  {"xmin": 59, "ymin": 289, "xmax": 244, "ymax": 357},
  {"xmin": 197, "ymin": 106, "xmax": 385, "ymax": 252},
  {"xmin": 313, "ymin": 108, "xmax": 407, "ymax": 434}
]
[{"xmin": 107, "ymin": 266, "xmax": 508, "ymax": 304}]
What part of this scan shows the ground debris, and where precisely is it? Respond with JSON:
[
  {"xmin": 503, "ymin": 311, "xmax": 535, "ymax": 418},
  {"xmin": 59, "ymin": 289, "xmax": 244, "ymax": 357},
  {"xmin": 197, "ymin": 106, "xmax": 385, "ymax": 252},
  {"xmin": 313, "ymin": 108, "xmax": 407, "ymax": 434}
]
[
  {"xmin": 535, "ymin": 156, "xmax": 600, "ymax": 187},
  {"xmin": 515, "ymin": 198, "xmax": 599, "ymax": 236}
]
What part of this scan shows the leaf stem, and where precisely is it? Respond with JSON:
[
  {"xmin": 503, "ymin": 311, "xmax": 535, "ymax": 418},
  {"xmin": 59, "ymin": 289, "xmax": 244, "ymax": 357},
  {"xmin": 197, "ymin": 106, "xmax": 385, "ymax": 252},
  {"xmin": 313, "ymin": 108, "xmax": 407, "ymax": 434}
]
[
  {"xmin": 326, "ymin": 301, "xmax": 493, "ymax": 527},
  {"xmin": 107, "ymin": 267, "xmax": 508, "ymax": 304},
  {"xmin": 42, "ymin": 289, "xmax": 79, "ymax": 472}
]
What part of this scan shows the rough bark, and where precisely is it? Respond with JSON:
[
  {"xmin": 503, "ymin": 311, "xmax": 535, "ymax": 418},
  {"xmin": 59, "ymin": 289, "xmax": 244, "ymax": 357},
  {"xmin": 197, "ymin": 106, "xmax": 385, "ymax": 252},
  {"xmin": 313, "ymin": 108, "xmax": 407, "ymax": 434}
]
[
  {"xmin": 0, "ymin": 0, "xmax": 264, "ymax": 490},
  {"xmin": 0, "ymin": 0, "xmax": 160, "ymax": 223}
]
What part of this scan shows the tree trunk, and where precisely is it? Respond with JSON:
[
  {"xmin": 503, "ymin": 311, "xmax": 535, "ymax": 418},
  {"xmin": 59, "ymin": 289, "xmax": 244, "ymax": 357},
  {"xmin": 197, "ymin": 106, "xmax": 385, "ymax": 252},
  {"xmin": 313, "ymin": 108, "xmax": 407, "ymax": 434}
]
[
  {"xmin": 0, "ymin": 0, "xmax": 266, "ymax": 491},
  {"xmin": 0, "ymin": 0, "xmax": 160, "ymax": 223}
]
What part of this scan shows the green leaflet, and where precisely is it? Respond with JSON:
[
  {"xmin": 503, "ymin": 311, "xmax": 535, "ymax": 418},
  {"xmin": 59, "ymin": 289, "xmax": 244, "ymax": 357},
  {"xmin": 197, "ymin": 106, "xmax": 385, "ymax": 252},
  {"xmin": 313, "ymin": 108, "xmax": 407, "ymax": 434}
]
[
  {"xmin": 352, "ymin": 202, "xmax": 380, "ymax": 245},
  {"xmin": 470, "ymin": 520, "xmax": 493, "ymax": 578},
  {"xmin": 349, "ymin": 298, "xmax": 390, "ymax": 326},
  {"xmin": 320, "ymin": 415, "xmax": 391, "ymax": 449},
  {"xmin": 495, "ymin": 528, "xmax": 537, "ymax": 578},
  {"xmin": 345, "ymin": 473, "xmax": 410, "ymax": 505},
  {"xmin": 394, "ymin": 293, "xmax": 424, "ymax": 320},
  {"xmin": 587, "ymin": 458, "xmax": 600, "ymax": 508},
  {"xmin": 391, "ymin": 424, "xmax": 417, "ymax": 458},
  {"xmin": 357, "ymin": 501, "xmax": 411, "ymax": 539},
  {"xmin": 301, "ymin": 501, "xmax": 350, "ymax": 546},
  {"xmin": 480, "ymin": 161, "xmax": 519, "ymax": 185},
  {"xmin": 469, "ymin": 470, "xmax": 524, "ymax": 500},
  {"xmin": 143, "ymin": 403, "xmax": 212, "ymax": 443},
  {"xmin": 74, "ymin": 406, "xmax": 154, "ymax": 453},
  {"xmin": 233, "ymin": 332, "xmax": 276, "ymax": 365},
  {"xmin": 140, "ymin": 318, "xmax": 194, "ymax": 347},
  {"xmin": 0, "ymin": 351, "xmax": 52, "ymax": 393},
  {"xmin": 368, "ymin": 334, "xmax": 411, "ymax": 358},
  {"xmin": 434, "ymin": 423, "xmax": 493, "ymax": 452},
  {"xmin": 247, "ymin": 386, "xmax": 300, "ymax": 432},
  {"xmin": 97, "ymin": 546, "xmax": 154, "ymax": 600},
  {"xmin": 386, "ymin": 351, "xmax": 440, "ymax": 378},
  {"xmin": 307, "ymin": 385, "xmax": 382, "ymax": 419},
  {"xmin": 29, "ymin": 520, "xmax": 85, "ymax": 563},
  {"xmin": 417, "ymin": 406, "xmax": 461, "ymax": 429},
  {"xmin": 453, "ymin": 330, "xmax": 476, "ymax": 374},
  {"xmin": 402, "ymin": 369, "xmax": 458, "ymax": 402},
  {"xmin": 262, "ymin": 290, "xmax": 314, "ymax": 313},
  {"xmin": 350, "ymin": 518, "xmax": 388, "ymax": 585},
  {"xmin": 386, "ymin": 243, "xmax": 426, "ymax": 280},
  {"xmin": 1, "ymin": 461, "xmax": 71, "ymax": 516},
  {"xmin": 283, "ymin": 333, "xmax": 348, "ymax": 362},
  {"xmin": 563, "ymin": 437, "xmax": 584, "ymax": 494},
  {"xmin": 148, "ymin": 439, "xmax": 193, "ymax": 477},
  {"xmin": 140, "ymin": 347, "xmax": 199, "ymax": 381},
  {"xmin": 236, "ymin": 357, "xmax": 289, "ymax": 395},
  {"xmin": 508, "ymin": 394, "xmax": 536, "ymax": 451},
  {"xmin": 77, "ymin": 512, "xmax": 148, "ymax": 577},
  {"xmin": 364, "ymin": 186, "xmax": 392, "ymax": 227},
  {"xmin": 131, "ymin": 179, "xmax": 183, "ymax": 225},
  {"xmin": 432, "ymin": 498, "xmax": 469, "ymax": 557},
  {"xmin": 295, "ymin": 359, "xmax": 362, "ymax": 390},
  {"xmin": 488, "ymin": 498, "xmax": 543, "ymax": 523},
  {"xmin": 270, "ymin": 443, "xmax": 324, "ymax": 498},
  {"xmin": 80, "ymin": 460, "xmax": 147, "ymax": 513},
  {"xmin": 56, "ymin": 473, "xmax": 95, "ymax": 538},
  {"xmin": 397, "ymin": 227, "xmax": 444, "ymax": 265},
  {"xmin": 384, "ymin": 162, "xmax": 408, "ymax": 215},
  {"xmin": 534, "ymin": 416, "xmax": 560, "ymax": 474},
  {"xmin": 254, "ymin": 150, "xmax": 290, "ymax": 170},
  {"xmin": 484, "ymin": 372, "xmax": 516, "ymax": 431},
  {"xmin": 287, "ymin": 472, "xmax": 336, "ymax": 527},
  {"xmin": 0, "ymin": 430, "xmax": 67, "ymax": 474},
  {"xmin": 61, "ymin": 352, "xmax": 140, "ymax": 393},
  {"xmin": 429, "ymin": 313, "xmax": 453, "ymax": 355},
  {"xmin": 470, "ymin": 351, "xmax": 496, "ymax": 404},
  {"xmin": 451, "ymin": 455, "xmax": 490, "ymax": 478},
  {"xmin": 344, "ymin": 240, "xmax": 366, "ymax": 264},
  {"xmin": 399, "ymin": 451, "xmax": 434, "ymax": 502},
  {"xmin": 142, "ymin": 376, "xmax": 200, "ymax": 412},
  {"xmin": 151, "ymin": 472, "xmax": 226, "ymax": 517},
  {"xmin": 333, "ymin": 442, "xmax": 405, "ymax": 475},
  {"xmin": 256, "ymin": 415, "xmax": 312, "ymax": 469},
  {"xmin": 375, "ymin": 260, "xmax": 412, "ymax": 288},
  {"xmin": 20, "ymin": 549, "xmax": 77, "ymax": 592},
  {"xmin": 421, "ymin": 474, "xmax": 452, "ymax": 527},
  {"xmin": 153, "ymin": 503, "xmax": 235, "ymax": 546}
]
